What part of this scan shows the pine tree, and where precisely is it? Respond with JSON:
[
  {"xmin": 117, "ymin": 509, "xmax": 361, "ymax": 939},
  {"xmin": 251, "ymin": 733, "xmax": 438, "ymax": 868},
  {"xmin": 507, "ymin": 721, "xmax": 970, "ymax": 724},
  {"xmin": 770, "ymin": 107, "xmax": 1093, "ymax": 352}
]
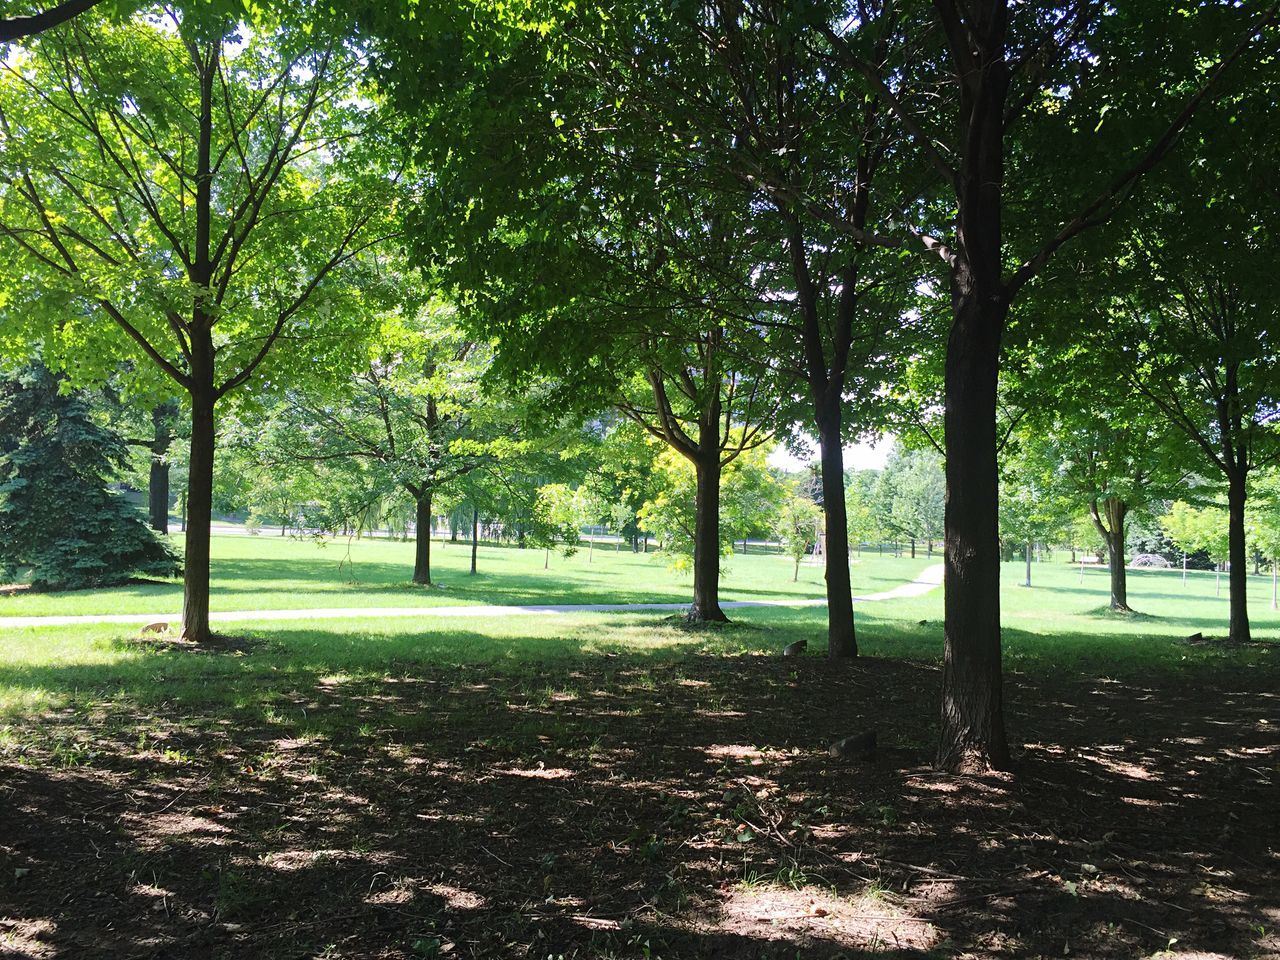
[{"xmin": 0, "ymin": 364, "xmax": 180, "ymax": 589}]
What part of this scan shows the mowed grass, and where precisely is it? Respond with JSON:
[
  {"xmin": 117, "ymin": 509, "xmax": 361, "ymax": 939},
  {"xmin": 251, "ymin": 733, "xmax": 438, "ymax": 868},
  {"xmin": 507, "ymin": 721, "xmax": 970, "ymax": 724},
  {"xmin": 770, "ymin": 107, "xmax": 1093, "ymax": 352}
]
[
  {"xmin": 0, "ymin": 543, "xmax": 1275, "ymax": 722},
  {"xmin": 0, "ymin": 534, "xmax": 928, "ymax": 616}
]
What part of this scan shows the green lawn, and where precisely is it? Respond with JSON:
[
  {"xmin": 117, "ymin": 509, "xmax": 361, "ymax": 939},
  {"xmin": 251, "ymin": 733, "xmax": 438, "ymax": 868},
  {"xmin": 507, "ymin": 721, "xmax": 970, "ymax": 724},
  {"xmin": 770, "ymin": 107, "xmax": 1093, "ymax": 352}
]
[
  {"xmin": 0, "ymin": 534, "xmax": 931, "ymax": 616},
  {"xmin": 0, "ymin": 544, "xmax": 1275, "ymax": 719}
]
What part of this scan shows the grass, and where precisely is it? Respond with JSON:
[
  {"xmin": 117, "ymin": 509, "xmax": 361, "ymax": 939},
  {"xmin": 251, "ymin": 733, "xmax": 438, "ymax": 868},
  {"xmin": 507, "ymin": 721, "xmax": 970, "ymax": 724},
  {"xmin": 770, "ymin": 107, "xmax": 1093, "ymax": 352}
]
[
  {"xmin": 0, "ymin": 542, "xmax": 1274, "ymax": 720},
  {"xmin": 2, "ymin": 541, "xmax": 1276, "ymax": 959},
  {"xmin": 0, "ymin": 534, "xmax": 930, "ymax": 616}
]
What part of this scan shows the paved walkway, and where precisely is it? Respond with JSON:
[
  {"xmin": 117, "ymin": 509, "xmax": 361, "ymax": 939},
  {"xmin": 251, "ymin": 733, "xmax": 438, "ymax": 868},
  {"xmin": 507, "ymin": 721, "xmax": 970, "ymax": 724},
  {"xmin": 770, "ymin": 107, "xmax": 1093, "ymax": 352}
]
[{"xmin": 0, "ymin": 565, "xmax": 944, "ymax": 629}]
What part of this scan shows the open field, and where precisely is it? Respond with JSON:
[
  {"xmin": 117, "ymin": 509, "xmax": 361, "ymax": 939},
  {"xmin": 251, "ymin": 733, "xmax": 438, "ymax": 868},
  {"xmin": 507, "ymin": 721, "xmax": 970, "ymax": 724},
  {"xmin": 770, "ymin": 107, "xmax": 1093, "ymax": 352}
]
[
  {"xmin": 1, "ymin": 545, "xmax": 1277, "ymax": 958},
  {"xmin": 0, "ymin": 534, "xmax": 863, "ymax": 617}
]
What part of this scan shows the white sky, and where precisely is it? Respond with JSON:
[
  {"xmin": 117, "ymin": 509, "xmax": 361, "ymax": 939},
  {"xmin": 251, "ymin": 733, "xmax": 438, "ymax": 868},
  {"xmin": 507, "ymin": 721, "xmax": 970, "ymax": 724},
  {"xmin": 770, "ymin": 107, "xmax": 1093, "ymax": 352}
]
[{"xmin": 768, "ymin": 433, "xmax": 894, "ymax": 474}]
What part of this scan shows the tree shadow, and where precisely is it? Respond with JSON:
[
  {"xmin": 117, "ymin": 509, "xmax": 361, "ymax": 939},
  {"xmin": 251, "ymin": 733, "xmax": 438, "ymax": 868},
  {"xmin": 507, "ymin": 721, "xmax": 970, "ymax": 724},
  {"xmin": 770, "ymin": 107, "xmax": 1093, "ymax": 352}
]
[{"xmin": 0, "ymin": 646, "xmax": 1275, "ymax": 958}]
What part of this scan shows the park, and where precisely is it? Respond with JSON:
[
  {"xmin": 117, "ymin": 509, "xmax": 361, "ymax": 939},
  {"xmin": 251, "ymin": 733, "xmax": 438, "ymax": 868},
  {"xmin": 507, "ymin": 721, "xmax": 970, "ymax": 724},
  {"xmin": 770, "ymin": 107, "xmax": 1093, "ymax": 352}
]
[{"xmin": 0, "ymin": 1, "xmax": 1278, "ymax": 958}]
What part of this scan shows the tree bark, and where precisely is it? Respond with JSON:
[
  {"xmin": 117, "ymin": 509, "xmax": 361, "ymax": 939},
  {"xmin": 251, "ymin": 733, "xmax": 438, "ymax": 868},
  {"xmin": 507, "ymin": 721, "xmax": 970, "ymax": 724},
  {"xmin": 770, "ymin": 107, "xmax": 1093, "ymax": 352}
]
[
  {"xmin": 180, "ymin": 49, "xmax": 217, "ymax": 645},
  {"xmin": 180, "ymin": 386, "xmax": 215, "ymax": 643},
  {"xmin": 689, "ymin": 455, "xmax": 728, "ymax": 622},
  {"xmin": 935, "ymin": 10, "xmax": 1013, "ymax": 774},
  {"xmin": 470, "ymin": 504, "xmax": 479, "ymax": 575},
  {"xmin": 146, "ymin": 403, "xmax": 174, "ymax": 533},
  {"xmin": 1226, "ymin": 470, "xmax": 1251, "ymax": 642},
  {"xmin": 1089, "ymin": 497, "xmax": 1131, "ymax": 612},
  {"xmin": 0, "ymin": 0, "xmax": 103, "ymax": 42},
  {"xmin": 414, "ymin": 491, "xmax": 433, "ymax": 585},
  {"xmin": 148, "ymin": 449, "xmax": 170, "ymax": 534},
  {"xmin": 817, "ymin": 416, "xmax": 856, "ymax": 657},
  {"xmin": 937, "ymin": 277, "xmax": 1011, "ymax": 773}
]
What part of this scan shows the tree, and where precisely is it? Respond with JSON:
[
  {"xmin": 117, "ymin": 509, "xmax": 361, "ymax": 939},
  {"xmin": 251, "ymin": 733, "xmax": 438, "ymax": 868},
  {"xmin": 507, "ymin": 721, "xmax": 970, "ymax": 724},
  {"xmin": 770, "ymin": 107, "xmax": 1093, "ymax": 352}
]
[
  {"xmin": 617, "ymin": 332, "xmax": 782, "ymax": 622},
  {"xmin": 254, "ymin": 308, "xmax": 515, "ymax": 585},
  {"xmin": 0, "ymin": 11, "xmax": 394, "ymax": 639},
  {"xmin": 1096, "ymin": 92, "xmax": 1280, "ymax": 641},
  {"xmin": 845, "ymin": 468, "xmax": 886, "ymax": 553},
  {"xmin": 106, "ymin": 391, "xmax": 181, "ymax": 533},
  {"xmin": 0, "ymin": 362, "xmax": 178, "ymax": 588},
  {"xmin": 877, "ymin": 446, "xmax": 945, "ymax": 558},
  {"xmin": 529, "ymin": 483, "xmax": 582, "ymax": 569},
  {"xmin": 367, "ymin": 0, "xmax": 925, "ymax": 652},
  {"xmin": 1250, "ymin": 470, "xmax": 1280, "ymax": 610},
  {"xmin": 1160, "ymin": 501, "xmax": 1230, "ymax": 585},
  {"xmin": 1001, "ymin": 383, "xmax": 1184, "ymax": 611},
  {"xmin": 998, "ymin": 463, "xmax": 1069, "ymax": 588},
  {"xmin": 775, "ymin": 488, "xmax": 823, "ymax": 582},
  {"xmin": 826, "ymin": 1, "xmax": 1275, "ymax": 770},
  {"xmin": 639, "ymin": 443, "xmax": 785, "ymax": 574}
]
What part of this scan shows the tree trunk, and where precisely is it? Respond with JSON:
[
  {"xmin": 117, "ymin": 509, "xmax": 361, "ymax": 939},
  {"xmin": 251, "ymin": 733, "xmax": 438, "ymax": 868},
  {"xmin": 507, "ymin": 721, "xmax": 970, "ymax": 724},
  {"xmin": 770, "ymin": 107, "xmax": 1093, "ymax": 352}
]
[
  {"xmin": 688, "ymin": 456, "xmax": 728, "ymax": 622},
  {"xmin": 817, "ymin": 417, "xmax": 856, "ymax": 657},
  {"xmin": 1088, "ymin": 496, "xmax": 1130, "ymax": 611},
  {"xmin": 934, "ymin": 16, "xmax": 1014, "ymax": 773},
  {"xmin": 145, "ymin": 403, "xmax": 175, "ymax": 534},
  {"xmin": 1226, "ymin": 470, "xmax": 1251, "ymax": 642},
  {"xmin": 180, "ymin": 387, "xmax": 215, "ymax": 643},
  {"xmin": 413, "ymin": 491, "xmax": 433, "ymax": 585},
  {"xmin": 911, "ymin": 538, "xmax": 917, "ymax": 559},
  {"xmin": 148, "ymin": 452, "xmax": 170, "ymax": 534},
  {"xmin": 470, "ymin": 505, "xmax": 478, "ymax": 575},
  {"xmin": 1099, "ymin": 497, "xmax": 1130, "ymax": 612},
  {"xmin": 1023, "ymin": 541, "xmax": 1031, "ymax": 587},
  {"xmin": 937, "ymin": 279, "xmax": 1011, "ymax": 773}
]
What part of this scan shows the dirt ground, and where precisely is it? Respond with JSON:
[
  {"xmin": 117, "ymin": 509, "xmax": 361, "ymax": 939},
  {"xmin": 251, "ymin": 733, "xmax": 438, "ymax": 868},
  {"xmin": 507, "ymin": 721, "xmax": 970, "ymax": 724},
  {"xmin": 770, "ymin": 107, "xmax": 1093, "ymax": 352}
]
[{"xmin": 1, "ymin": 652, "xmax": 1276, "ymax": 959}]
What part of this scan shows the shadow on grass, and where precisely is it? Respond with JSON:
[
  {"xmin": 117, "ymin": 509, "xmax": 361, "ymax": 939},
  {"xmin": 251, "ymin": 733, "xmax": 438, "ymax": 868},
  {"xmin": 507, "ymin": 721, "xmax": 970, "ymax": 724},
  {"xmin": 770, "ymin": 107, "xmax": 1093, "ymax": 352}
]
[
  {"xmin": 2, "ymin": 611, "xmax": 1275, "ymax": 725},
  {"xmin": 0, "ymin": 644, "xmax": 1275, "ymax": 959}
]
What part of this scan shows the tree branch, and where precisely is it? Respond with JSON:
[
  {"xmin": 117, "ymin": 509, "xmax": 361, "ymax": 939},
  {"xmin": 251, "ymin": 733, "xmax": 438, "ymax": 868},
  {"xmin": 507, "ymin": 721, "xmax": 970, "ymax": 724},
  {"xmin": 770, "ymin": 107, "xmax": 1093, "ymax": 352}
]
[{"xmin": 0, "ymin": 0, "xmax": 101, "ymax": 43}]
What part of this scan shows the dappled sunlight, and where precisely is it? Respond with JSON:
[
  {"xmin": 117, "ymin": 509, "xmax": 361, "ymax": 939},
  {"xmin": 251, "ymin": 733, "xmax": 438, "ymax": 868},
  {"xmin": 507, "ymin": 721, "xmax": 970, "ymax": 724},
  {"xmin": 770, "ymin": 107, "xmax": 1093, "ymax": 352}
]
[
  {"xmin": 716, "ymin": 884, "xmax": 940, "ymax": 953},
  {"xmin": 1, "ymin": 640, "xmax": 1276, "ymax": 957}
]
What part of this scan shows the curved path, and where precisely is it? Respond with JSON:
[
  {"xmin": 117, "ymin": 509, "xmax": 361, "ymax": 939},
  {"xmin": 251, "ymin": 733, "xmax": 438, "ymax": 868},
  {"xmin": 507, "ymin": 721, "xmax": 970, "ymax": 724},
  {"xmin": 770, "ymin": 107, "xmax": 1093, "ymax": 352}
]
[{"xmin": 0, "ymin": 564, "xmax": 944, "ymax": 629}]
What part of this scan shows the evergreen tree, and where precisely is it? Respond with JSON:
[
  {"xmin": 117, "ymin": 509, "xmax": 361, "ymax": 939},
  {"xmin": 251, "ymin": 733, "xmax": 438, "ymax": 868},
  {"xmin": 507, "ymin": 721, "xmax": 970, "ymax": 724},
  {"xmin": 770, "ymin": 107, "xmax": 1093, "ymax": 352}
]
[{"xmin": 0, "ymin": 364, "xmax": 179, "ymax": 589}]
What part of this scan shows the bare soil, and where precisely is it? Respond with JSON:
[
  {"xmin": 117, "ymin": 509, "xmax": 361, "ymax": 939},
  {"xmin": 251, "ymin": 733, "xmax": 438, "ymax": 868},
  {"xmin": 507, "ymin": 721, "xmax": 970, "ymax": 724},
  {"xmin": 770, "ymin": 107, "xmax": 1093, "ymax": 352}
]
[{"xmin": 1, "ymin": 654, "xmax": 1276, "ymax": 959}]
